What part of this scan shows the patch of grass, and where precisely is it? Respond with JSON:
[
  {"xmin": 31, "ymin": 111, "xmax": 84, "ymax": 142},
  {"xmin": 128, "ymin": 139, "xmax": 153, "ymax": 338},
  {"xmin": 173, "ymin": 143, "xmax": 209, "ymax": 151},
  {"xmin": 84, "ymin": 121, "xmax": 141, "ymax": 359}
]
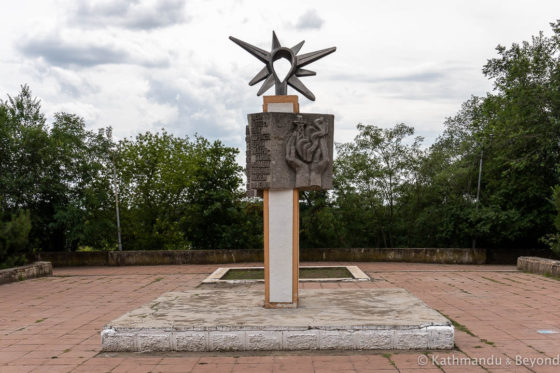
[
  {"xmin": 300, "ymin": 267, "xmax": 353, "ymax": 279},
  {"xmin": 439, "ymin": 313, "xmax": 475, "ymax": 337},
  {"xmin": 481, "ymin": 276, "xmax": 509, "ymax": 285},
  {"xmin": 76, "ymin": 246, "xmax": 116, "ymax": 252},
  {"xmin": 441, "ymin": 313, "xmax": 496, "ymax": 347},
  {"xmin": 383, "ymin": 354, "xmax": 398, "ymax": 370},
  {"xmin": 222, "ymin": 268, "xmax": 263, "ymax": 280},
  {"xmin": 502, "ymin": 277, "xmax": 523, "ymax": 284},
  {"xmin": 543, "ymin": 273, "xmax": 560, "ymax": 280},
  {"xmin": 63, "ymin": 349, "xmax": 71, "ymax": 353},
  {"xmin": 455, "ymin": 346, "xmax": 491, "ymax": 373},
  {"xmin": 35, "ymin": 318, "xmax": 46, "ymax": 323},
  {"xmin": 221, "ymin": 267, "xmax": 353, "ymax": 280},
  {"xmin": 426, "ymin": 352, "xmax": 442, "ymax": 369},
  {"xmin": 382, "ymin": 353, "xmax": 397, "ymax": 369},
  {"xmin": 150, "ymin": 302, "xmax": 160, "ymax": 310},
  {"xmin": 139, "ymin": 277, "xmax": 165, "ymax": 289}
]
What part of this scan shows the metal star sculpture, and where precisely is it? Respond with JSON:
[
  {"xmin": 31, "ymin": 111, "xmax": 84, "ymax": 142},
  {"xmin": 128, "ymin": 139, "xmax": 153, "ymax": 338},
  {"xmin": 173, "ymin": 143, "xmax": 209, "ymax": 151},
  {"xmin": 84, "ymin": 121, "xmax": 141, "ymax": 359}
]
[{"xmin": 229, "ymin": 31, "xmax": 336, "ymax": 101}]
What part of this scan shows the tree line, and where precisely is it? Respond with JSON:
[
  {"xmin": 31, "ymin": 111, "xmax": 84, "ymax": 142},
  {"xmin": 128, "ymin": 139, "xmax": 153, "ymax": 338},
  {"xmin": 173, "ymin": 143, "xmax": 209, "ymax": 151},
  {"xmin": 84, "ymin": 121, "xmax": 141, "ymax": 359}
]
[
  {"xmin": 2, "ymin": 21, "xmax": 560, "ymax": 267},
  {"xmin": 0, "ymin": 87, "xmax": 262, "ymax": 267}
]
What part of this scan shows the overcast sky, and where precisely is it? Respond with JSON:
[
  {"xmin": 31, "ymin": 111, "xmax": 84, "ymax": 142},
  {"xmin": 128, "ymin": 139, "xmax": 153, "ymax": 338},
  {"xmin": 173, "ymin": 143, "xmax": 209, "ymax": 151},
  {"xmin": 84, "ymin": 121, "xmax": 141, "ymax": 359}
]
[{"xmin": 1, "ymin": 0, "xmax": 559, "ymax": 154}]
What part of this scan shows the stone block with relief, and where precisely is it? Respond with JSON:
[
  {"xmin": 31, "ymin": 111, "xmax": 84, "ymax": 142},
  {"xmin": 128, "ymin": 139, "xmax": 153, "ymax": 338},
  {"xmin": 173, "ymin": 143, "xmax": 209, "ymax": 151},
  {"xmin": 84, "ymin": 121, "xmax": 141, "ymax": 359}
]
[{"xmin": 246, "ymin": 112, "xmax": 334, "ymax": 196}]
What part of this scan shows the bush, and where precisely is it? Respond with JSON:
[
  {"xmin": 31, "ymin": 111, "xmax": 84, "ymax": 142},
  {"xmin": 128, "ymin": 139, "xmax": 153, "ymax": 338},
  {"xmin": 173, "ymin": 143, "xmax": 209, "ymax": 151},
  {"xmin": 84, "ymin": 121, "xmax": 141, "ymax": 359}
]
[
  {"xmin": 542, "ymin": 186, "xmax": 560, "ymax": 257},
  {"xmin": 0, "ymin": 210, "xmax": 33, "ymax": 268}
]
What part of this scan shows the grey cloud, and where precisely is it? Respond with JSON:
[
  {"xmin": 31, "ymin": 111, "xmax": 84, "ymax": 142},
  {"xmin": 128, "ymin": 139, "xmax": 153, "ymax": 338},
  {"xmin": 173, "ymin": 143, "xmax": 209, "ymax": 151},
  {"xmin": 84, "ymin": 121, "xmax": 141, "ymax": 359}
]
[
  {"xmin": 329, "ymin": 70, "xmax": 449, "ymax": 84},
  {"xmin": 18, "ymin": 34, "xmax": 169, "ymax": 68},
  {"xmin": 327, "ymin": 65, "xmax": 476, "ymax": 101},
  {"xmin": 57, "ymin": 75, "xmax": 99, "ymax": 98},
  {"xmin": 74, "ymin": 0, "xmax": 188, "ymax": 30},
  {"xmin": 295, "ymin": 9, "xmax": 324, "ymax": 30},
  {"xmin": 20, "ymin": 38, "xmax": 127, "ymax": 67},
  {"xmin": 148, "ymin": 78, "xmax": 182, "ymax": 104},
  {"xmin": 381, "ymin": 71, "xmax": 445, "ymax": 82},
  {"xmin": 147, "ymin": 78, "xmax": 246, "ymax": 147}
]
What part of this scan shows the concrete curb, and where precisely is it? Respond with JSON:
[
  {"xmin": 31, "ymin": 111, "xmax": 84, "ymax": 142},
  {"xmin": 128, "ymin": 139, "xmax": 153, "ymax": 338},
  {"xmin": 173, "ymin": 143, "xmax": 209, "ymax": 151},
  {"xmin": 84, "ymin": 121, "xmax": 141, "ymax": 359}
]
[
  {"xmin": 101, "ymin": 324, "xmax": 454, "ymax": 351},
  {"xmin": 517, "ymin": 256, "xmax": 560, "ymax": 277},
  {"xmin": 0, "ymin": 261, "xmax": 53, "ymax": 285}
]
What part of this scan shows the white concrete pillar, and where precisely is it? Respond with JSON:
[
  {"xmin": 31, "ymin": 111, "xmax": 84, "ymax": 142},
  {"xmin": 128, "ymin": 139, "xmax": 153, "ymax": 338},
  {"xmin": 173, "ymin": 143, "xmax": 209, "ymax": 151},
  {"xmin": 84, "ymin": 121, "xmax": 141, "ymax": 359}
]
[{"xmin": 263, "ymin": 96, "xmax": 299, "ymax": 308}]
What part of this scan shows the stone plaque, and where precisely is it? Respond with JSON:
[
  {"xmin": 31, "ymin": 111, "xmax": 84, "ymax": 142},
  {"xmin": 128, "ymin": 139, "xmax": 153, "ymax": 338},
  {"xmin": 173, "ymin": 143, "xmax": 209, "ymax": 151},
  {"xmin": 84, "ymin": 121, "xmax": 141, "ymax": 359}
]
[{"xmin": 246, "ymin": 112, "xmax": 334, "ymax": 196}]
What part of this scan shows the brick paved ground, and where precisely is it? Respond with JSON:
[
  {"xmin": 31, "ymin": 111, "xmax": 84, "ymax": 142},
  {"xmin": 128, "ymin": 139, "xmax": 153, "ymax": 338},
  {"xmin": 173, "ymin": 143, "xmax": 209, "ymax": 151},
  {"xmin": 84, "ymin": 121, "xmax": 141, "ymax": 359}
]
[{"xmin": 1, "ymin": 262, "xmax": 559, "ymax": 372}]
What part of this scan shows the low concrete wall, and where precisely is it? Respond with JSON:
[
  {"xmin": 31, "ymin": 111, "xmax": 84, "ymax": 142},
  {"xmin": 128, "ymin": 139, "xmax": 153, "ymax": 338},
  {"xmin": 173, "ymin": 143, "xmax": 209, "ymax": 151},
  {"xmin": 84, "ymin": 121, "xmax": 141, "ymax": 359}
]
[
  {"xmin": 107, "ymin": 250, "xmax": 264, "ymax": 266},
  {"xmin": 0, "ymin": 261, "xmax": 53, "ymax": 285},
  {"xmin": 301, "ymin": 247, "xmax": 486, "ymax": 264},
  {"xmin": 39, "ymin": 247, "xmax": 485, "ymax": 267},
  {"xmin": 38, "ymin": 251, "xmax": 109, "ymax": 266},
  {"xmin": 517, "ymin": 256, "xmax": 560, "ymax": 277},
  {"xmin": 38, "ymin": 249, "xmax": 265, "ymax": 267}
]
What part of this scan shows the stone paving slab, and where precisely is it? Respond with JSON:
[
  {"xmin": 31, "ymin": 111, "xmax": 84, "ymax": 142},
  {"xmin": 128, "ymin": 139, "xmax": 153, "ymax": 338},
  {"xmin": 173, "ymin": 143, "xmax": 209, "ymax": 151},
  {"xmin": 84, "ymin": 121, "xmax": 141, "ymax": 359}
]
[
  {"xmin": 4, "ymin": 262, "xmax": 560, "ymax": 372},
  {"xmin": 102, "ymin": 288, "xmax": 453, "ymax": 351}
]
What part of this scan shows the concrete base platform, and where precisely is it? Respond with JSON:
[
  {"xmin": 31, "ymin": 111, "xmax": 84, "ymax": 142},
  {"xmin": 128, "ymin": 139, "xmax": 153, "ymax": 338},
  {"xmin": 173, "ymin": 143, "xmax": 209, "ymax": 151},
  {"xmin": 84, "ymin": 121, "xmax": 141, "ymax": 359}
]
[{"xmin": 101, "ymin": 289, "xmax": 454, "ymax": 351}]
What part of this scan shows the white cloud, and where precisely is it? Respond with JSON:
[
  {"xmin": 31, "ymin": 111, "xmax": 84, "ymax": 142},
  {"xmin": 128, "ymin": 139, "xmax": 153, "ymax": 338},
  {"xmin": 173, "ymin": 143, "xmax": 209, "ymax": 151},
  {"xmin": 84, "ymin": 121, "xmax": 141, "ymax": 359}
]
[
  {"xmin": 18, "ymin": 29, "xmax": 170, "ymax": 68},
  {"xmin": 295, "ymin": 9, "xmax": 324, "ymax": 30},
  {"xmin": 71, "ymin": 0, "xmax": 188, "ymax": 30},
  {"xmin": 1, "ymin": 0, "xmax": 559, "ymax": 154}
]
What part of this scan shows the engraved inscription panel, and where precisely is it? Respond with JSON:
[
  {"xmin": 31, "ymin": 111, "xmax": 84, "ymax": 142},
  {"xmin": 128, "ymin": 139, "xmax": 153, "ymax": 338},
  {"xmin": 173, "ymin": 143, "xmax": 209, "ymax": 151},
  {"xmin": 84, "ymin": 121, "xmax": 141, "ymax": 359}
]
[{"xmin": 246, "ymin": 114, "xmax": 271, "ymax": 194}]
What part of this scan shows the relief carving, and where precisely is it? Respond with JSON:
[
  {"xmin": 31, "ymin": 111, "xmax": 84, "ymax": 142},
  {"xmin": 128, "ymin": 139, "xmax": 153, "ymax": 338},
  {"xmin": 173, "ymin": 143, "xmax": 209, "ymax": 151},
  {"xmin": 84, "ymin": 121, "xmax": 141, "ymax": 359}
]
[{"xmin": 285, "ymin": 115, "xmax": 330, "ymax": 188}]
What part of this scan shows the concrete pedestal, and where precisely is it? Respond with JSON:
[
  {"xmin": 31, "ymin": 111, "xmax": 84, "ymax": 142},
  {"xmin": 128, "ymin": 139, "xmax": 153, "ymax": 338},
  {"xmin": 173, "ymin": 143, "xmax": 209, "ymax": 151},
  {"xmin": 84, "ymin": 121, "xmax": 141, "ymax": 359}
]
[{"xmin": 101, "ymin": 288, "xmax": 454, "ymax": 352}]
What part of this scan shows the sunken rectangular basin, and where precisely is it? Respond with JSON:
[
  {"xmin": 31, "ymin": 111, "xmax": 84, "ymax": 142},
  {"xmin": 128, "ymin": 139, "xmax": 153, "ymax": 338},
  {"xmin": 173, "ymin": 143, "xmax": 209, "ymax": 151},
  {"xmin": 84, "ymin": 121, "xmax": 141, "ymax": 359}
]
[{"xmin": 202, "ymin": 265, "xmax": 370, "ymax": 284}]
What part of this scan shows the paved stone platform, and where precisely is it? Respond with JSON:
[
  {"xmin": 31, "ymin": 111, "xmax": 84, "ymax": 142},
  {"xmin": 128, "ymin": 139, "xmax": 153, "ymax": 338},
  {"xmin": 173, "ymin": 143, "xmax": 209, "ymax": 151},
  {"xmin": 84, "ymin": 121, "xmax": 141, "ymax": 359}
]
[
  {"xmin": 6, "ymin": 262, "xmax": 560, "ymax": 372},
  {"xmin": 101, "ymin": 288, "xmax": 453, "ymax": 351}
]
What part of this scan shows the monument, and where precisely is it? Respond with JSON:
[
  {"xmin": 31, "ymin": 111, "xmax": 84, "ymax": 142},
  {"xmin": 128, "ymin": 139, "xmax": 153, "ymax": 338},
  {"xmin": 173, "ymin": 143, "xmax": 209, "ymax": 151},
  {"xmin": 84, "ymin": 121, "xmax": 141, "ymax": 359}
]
[
  {"xmin": 231, "ymin": 31, "xmax": 335, "ymax": 307},
  {"xmin": 100, "ymin": 31, "xmax": 454, "ymax": 352}
]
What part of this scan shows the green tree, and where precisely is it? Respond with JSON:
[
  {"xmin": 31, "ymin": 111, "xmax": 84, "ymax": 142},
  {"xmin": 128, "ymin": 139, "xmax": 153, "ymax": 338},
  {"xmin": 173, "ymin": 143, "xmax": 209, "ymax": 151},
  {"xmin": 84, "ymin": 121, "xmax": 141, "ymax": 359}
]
[
  {"xmin": 407, "ymin": 97, "xmax": 488, "ymax": 248},
  {"xmin": 334, "ymin": 123, "xmax": 423, "ymax": 248},
  {"xmin": 0, "ymin": 210, "xmax": 32, "ymax": 269},
  {"xmin": 182, "ymin": 137, "xmax": 260, "ymax": 250},
  {"xmin": 0, "ymin": 85, "xmax": 116, "ymax": 256},
  {"xmin": 428, "ymin": 21, "xmax": 560, "ymax": 249},
  {"xmin": 299, "ymin": 191, "xmax": 342, "ymax": 249},
  {"xmin": 48, "ymin": 115, "xmax": 115, "ymax": 250},
  {"xmin": 542, "ymin": 185, "xmax": 560, "ymax": 256},
  {"xmin": 117, "ymin": 131, "xmax": 197, "ymax": 250},
  {"xmin": 117, "ymin": 131, "xmax": 260, "ymax": 250}
]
